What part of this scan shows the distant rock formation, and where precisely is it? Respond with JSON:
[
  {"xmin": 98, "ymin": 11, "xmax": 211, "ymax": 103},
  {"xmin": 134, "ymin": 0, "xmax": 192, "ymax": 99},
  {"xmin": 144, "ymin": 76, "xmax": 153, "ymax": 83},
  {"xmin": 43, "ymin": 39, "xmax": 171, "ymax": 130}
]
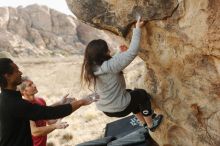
[
  {"xmin": 0, "ymin": 4, "xmax": 121, "ymax": 57},
  {"xmin": 66, "ymin": 0, "xmax": 220, "ymax": 146}
]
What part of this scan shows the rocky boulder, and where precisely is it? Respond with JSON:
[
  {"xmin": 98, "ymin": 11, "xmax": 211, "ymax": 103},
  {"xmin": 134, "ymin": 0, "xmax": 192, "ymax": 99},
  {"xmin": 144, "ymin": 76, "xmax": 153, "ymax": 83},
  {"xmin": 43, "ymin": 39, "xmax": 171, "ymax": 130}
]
[
  {"xmin": 0, "ymin": 4, "xmax": 120, "ymax": 57},
  {"xmin": 66, "ymin": 0, "xmax": 220, "ymax": 146}
]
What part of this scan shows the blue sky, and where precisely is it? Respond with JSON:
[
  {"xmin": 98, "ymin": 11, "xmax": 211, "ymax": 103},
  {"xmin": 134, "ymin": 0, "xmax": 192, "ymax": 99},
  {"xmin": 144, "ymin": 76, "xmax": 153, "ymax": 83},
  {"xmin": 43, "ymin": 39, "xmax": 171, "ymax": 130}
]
[{"xmin": 0, "ymin": 0, "xmax": 73, "ymax": 15}]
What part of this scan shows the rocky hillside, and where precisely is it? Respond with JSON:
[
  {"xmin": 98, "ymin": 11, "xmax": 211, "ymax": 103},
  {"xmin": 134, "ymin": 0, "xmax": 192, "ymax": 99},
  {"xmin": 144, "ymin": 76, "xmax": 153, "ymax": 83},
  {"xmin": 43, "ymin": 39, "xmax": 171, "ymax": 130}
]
[
  {"xmin": 66, "ymin": 0, "xmax": 220, "ymax": 146},
  {"xmin": 0, "ymin": 4, "xmax": 121, "ymax": 57}
]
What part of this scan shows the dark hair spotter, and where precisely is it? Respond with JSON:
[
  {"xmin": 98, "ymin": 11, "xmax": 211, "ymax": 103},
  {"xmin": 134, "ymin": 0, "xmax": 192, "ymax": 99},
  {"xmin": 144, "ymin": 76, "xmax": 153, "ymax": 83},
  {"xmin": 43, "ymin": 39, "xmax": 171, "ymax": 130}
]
[{"xmin": 0, "ymin": 58, "xmax": 14, "ymax": 88}]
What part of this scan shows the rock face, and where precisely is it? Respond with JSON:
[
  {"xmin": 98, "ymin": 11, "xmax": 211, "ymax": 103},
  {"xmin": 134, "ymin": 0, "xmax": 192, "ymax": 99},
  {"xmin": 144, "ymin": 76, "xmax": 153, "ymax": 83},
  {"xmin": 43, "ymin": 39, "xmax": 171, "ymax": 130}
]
[
  {"xmin": 0, "ymin": 4, "xmax": 119, "ymax": 57},
  {"xmin": 66, "ymin": 0, "xmax": 220, "ymax": 146},
  {"xmin": 66, "ymin": 0, "xmax": 178, "ymax": 37}
]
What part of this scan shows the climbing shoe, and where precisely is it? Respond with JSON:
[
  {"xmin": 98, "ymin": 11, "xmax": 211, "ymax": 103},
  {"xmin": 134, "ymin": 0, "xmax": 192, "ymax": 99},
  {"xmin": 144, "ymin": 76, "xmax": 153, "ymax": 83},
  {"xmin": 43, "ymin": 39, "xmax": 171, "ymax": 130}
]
[
  {"xmin": 152, "ymin": 112, "xmax": 157, "ymax": 119},
  {"xmin": 149, "ymin": 114, "xmax": 163, "ymax": 132},
  {"xmin": 150, "ymin": 110, "xmax": 157, "ymax": 119}
]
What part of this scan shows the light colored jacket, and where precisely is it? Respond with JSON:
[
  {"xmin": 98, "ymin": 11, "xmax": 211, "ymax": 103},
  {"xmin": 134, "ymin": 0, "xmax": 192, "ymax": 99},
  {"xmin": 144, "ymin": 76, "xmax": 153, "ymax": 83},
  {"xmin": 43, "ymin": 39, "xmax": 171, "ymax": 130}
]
[{"xmin": 94, "ymin": 28, "xmax": 141, "ymax": 112}]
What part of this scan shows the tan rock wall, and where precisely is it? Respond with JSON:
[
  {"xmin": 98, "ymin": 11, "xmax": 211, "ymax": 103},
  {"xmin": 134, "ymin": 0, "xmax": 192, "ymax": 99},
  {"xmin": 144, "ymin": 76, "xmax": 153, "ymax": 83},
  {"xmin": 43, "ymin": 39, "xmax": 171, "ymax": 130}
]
[{"xmin": 66, "ymin": 0, "xmax": 220, "ymax": 146}]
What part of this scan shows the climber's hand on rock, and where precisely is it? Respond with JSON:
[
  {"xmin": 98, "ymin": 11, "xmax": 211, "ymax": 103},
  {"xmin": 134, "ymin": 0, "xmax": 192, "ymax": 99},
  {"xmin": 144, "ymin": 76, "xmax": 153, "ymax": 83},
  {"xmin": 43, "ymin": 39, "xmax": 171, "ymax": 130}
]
[{"xmin": 136, "ymin": 16, "xmax": 145, "ymax": 28}]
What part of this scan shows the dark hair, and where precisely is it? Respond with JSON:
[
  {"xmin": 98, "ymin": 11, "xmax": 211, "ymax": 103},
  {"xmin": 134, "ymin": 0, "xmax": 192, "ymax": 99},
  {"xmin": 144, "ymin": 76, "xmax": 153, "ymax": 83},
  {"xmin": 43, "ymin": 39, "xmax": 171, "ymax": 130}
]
[
  {"xmin": 81, "ymin": 39, "xmax": 111, "ymax": 88},
  {"xmin": 0, "ymin": 58, "xmax": 14, "ymax": 88}
]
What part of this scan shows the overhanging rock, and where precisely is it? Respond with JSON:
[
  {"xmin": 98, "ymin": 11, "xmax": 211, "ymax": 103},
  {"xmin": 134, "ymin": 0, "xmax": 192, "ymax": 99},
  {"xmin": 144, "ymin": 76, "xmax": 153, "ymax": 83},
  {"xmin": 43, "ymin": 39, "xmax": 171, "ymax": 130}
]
[{"xmin": 66, "ymin": 0, "xmax": 178, "ymax": 37}]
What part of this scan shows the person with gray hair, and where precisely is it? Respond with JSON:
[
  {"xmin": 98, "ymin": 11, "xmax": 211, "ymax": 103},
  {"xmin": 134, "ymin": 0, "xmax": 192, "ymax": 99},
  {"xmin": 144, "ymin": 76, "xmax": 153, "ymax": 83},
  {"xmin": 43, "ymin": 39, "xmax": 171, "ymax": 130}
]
[{"xmin": 18, "ymin": 76, "xmax": 73, "ymax": 146}]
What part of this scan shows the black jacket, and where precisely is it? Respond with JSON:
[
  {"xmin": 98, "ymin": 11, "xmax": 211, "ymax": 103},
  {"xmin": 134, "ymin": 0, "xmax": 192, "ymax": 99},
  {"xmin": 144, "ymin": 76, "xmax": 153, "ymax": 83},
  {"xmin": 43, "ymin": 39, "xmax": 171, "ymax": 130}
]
[{"xmin": 0, "ymin": 89, "xmax": 72, "ymax": 146}]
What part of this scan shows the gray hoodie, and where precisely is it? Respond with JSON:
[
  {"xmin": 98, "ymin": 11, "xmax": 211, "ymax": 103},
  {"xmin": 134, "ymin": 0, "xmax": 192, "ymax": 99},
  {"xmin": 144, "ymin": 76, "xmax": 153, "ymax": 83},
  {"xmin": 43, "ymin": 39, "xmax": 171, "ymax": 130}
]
[{"xmin": 94, "ymin": 28, "xmax": 141, "ymax": 112}]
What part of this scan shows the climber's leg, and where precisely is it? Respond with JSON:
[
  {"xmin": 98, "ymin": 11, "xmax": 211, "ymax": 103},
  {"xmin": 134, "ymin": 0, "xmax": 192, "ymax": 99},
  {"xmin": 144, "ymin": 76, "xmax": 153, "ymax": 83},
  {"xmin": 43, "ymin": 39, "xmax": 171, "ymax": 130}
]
[
  {"xmin": 103, "ymin": 88, "xmax": 163, "ymax": 132},
  {"xmin": 134, "ymin": 112, "xmax": 146, "ymax": 125},
  {"xmin": 130, "ymin": 89, "xmax": 163, "ymax": 132}
]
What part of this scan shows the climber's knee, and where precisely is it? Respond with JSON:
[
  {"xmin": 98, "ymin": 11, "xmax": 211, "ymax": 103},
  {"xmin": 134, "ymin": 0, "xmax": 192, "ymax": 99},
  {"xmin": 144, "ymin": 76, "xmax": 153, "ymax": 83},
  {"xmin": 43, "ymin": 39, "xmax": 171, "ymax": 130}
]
[{"xmin": 141, "ymin": 109, "xmax": 152, "ymax": 116}]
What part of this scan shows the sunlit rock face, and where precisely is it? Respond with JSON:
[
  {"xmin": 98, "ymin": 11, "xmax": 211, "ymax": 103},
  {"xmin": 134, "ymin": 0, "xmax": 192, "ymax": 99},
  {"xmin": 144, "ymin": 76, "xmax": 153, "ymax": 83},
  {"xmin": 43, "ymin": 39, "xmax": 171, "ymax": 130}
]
[{"xmin": 66, "ymin": 0, "xmax": 220, "ymax": 146}]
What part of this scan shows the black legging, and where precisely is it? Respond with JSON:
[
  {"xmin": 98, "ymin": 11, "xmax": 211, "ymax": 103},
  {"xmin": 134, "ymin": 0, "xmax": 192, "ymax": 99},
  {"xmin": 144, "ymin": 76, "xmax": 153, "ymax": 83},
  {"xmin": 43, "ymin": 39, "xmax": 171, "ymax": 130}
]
[{"xmin": 104, "ymin": 88, "xmax": 152, "ymax": 117}]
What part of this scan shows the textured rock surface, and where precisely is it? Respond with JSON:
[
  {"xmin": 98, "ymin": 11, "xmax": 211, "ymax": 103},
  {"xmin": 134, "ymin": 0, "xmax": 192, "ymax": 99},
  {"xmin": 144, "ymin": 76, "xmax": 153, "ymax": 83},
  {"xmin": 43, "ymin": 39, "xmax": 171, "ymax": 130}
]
[
  {"xmin": 66, "ymin": 0, "xmax": 178, "ymax": 37},
  {"xmin": 0, "ymin": 4, "xmax": 120, "ymax": 57},
  {"xmin": 66, "ymin": 0, "xmax": 220, "ymax": 146}
]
